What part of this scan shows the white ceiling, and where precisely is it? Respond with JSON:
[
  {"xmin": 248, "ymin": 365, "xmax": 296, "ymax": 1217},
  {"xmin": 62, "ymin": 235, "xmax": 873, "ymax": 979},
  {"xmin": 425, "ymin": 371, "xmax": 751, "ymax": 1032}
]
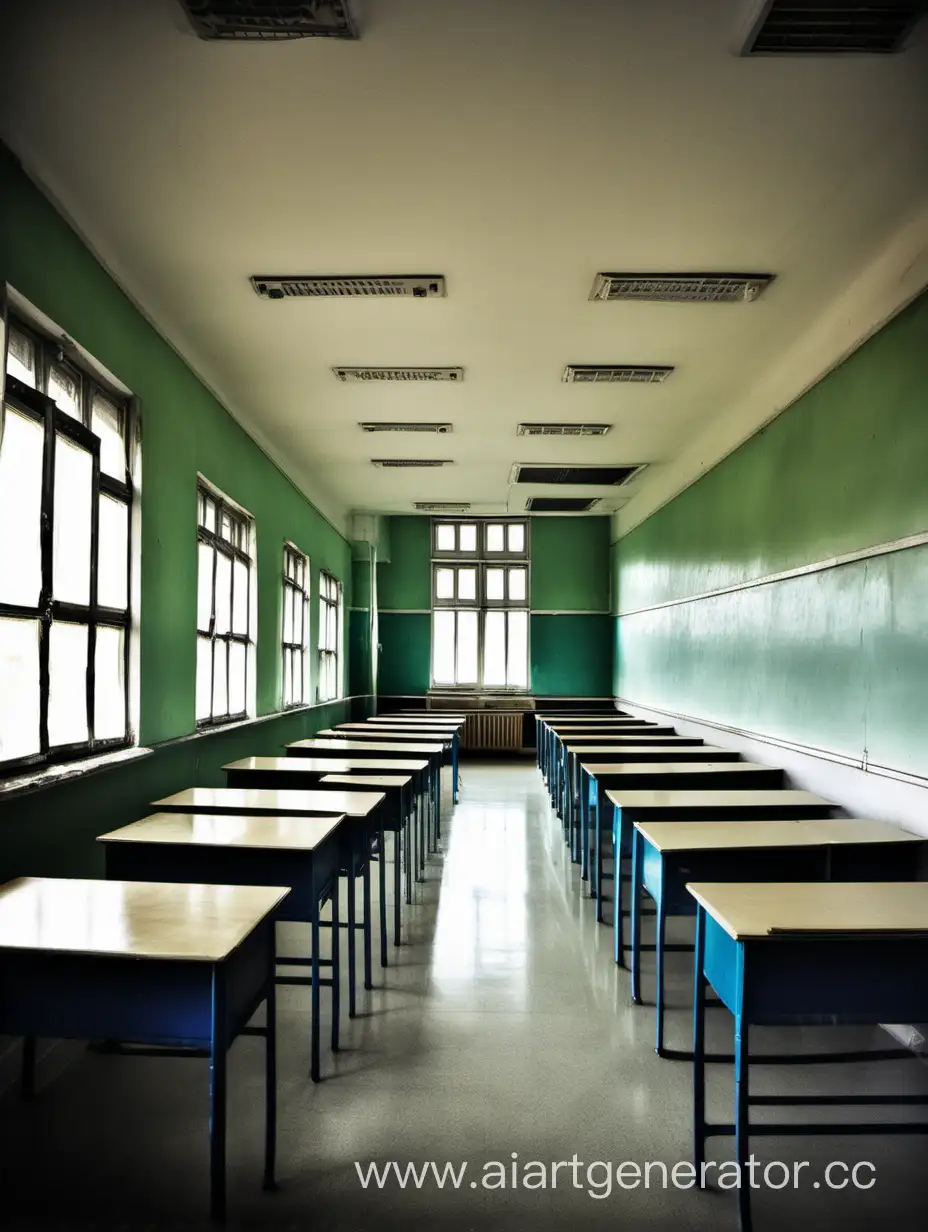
[{"xmin": 2, "ymin": 0, "xmax": 927, "ymax": 536}]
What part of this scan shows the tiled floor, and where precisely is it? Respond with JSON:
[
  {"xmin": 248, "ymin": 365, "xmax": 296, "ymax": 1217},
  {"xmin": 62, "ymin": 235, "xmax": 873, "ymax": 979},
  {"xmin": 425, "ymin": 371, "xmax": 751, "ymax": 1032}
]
[{"xmin": 2, "ymin": 759, "xmax": 926, "ymax": 1230}]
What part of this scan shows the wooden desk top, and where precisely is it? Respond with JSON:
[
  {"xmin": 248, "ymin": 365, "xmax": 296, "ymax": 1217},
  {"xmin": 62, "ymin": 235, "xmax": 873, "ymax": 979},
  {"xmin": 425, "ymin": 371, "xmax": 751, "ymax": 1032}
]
[
  {"xmin": 637, "ymin": 818, "xmax": 922, "ymax": 853},
  {"xmin": 581, "ymin": 748, "xmax": 728, "ymax": 769},
  {"xmin": 98, "ymin": 812, "xmax": 345, "ymax": 851},
  {"xmin": 363, "ymin": 718, "xmax": 463, "ymax": 726},
  {"xmin": 562, "ymin": 736, "xmax": 688, "ymax": 748},
  {"xmin": 606, "ymin": 788, "xmax": 830, "ymax": 811},
  {"xmin": 687, "ymin": 881, "xmax": 928, "ymax": 940},
  {"xmin": 224, "ymin": 755, "xmax": 428, "ymax": 774},
  {"xmin": 590, "ymin": 761, "xmax": 770, "ymax": 777},
  {"xmin": 380, "ymin": 712, "xmax": 467, "ymax": 720},
  {"xmin": 320, "ymin": 774, "xmax": 412, "ymax": 788},
  {"xmin": 330, "ymin": 725, "xmax": 452, "ymax": 740},
  {"xmin": 153, "ymin": 787, "xmax": 385, "ymax": 819},
  {"xmin": 0, "ymin": 877, "xmax": 288, "ymax": 962},
  {"xmin": 287, "ymin": 739, "xmax": 443, "ymax": 754},
  {"xmin": 547, "ymin": 720, "xmax": 650, "ymax": 729}
]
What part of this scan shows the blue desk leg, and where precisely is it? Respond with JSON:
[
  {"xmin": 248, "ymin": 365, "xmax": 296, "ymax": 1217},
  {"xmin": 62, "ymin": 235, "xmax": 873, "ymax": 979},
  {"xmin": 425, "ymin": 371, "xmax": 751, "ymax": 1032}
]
[
  {"xmin": 434, "ymin": 764, "xmax": 441, "ymax": 848},
  {"xmin": 692, "ymin": 905, "xmax": 707, "ymax": 1175},
  {"xmin": 363, "ymin": 854, "xmax": 374, "ymax": 991},
  {"xmin": 594, "ymin": 787, "xmax": 604, "ymax": 921},
  {"xmin": 330, "ymin": 880, "xmax": 341, "ymax": 1052},
  {"xmin": 452, "ymin": 733, "xmax": 459, "ymax": 804},
  {"xmin": 347, "ymin": 856, "xmax": 357, "ymax": 1018},
  {"xmin": 613, "ymin": 806, "xmax": 626, "ymax": 967},
  {"xmin": 735, "ymin": 1012, "xmax": 753, "ymax": 1232},
  {"xmin": 263, "ymin": 926, "xmax": 278, "ymax": 1191},
  {"xmin": 655, "ymin": 893, "xmax": 669, "ymax": 1057},
  {"xmin": 394, "ymin": 793, "xmax": 404, "ymax": 944},
  {"xmin": 631, "ymin": 828, "xmax": 644, "ymax": 1004},
  {"xmin": 378, "ymin": 821, "xmax": 388, "ymax": 968},
  {"xmin": 580, "ymin": 767, "xmax": 590, "ymax": 883},
  {"xmin": 310, "ymin": 868, "xmax": 322, "ymax": 1081},
  {"xmin": 209, "ymin": 965, "xmax": 228, "ymax": 1221}
]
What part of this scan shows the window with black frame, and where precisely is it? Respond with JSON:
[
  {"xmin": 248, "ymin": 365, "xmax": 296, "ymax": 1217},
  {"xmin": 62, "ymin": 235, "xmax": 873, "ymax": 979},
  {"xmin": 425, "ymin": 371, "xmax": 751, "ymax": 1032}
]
[
  {"xmin": 1, "ymin": 316, "xmax": 134, "ymax": 773},
  {"xmin": 196, "ymin": 483, "xmax": 253, "ymax": 726},
  {"xmin": 318, "ymin": 571, "xmax": 342, "ymax": 702},
  {"xmin": 282, "ymin": 543, "xmax": 310, "ymax": 707}
]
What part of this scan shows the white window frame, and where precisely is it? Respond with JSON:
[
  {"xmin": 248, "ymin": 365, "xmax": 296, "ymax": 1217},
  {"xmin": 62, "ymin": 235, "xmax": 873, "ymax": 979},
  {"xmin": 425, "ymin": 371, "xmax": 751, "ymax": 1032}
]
[
  {"xmin": 282, "ymin": 542, "xmax": 310, "ymax": 709},
  {"xmin": 318, "ymin": 570, "xmax": 343, "ymax": 702}
]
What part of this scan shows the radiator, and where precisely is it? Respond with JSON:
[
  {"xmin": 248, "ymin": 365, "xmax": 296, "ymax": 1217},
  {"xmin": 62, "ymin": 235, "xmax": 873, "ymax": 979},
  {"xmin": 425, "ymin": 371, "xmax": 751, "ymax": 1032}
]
[{"xmin": 461, "ymin": 712, "xmax": 523, "ymax": 751}]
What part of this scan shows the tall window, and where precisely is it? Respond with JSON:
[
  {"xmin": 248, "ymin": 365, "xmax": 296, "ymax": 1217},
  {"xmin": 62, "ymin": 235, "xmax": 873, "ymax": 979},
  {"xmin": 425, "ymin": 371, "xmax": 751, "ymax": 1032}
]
[
  {"xmin": 318, "ymin": 571, "xmax": 342, "ymax": 702},
  {"xmin": 1, "ymin": 316, "xmax": 133, "ymax": 772},
  {"xmin": 196, "ymin": 482, "xmax": 253, "ymax": 726},
  {"xmin": 431, "ymin": 520, "xmax": 529, "ymax": 690},
  {"xmin": 282, "ymin": 543, "xmax": 310, "ymax": 707}
]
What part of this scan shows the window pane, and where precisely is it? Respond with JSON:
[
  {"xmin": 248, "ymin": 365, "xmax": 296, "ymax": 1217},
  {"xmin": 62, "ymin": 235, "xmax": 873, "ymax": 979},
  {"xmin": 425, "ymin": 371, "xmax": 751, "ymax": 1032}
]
[
  {"xmin": 294, "ymin": 591, "xmax": 304, "ymax": 646},
  {"xmin": 203, "ymin": 496, "xmax": 217, "ymax": 533},
  {"xmin": 0, "ymin": 406, "xmax": 44, "ymax": 607},
  {"xmin": 508, "ymin": 567, "xmax": 527, "ymax": 602},
  {"xmin": 483, "ymin": 610, "xmax": 506, "ymax": 686},
  {"xmin": 318, "ymin": 597, "xmax": 327, "ymax": 648},
  {"xmin": 436, "ymin": 523, "xmax": 455, "ymax": 551},
  {"xmin": 196, "ymin": 636, "xmax": 212, "ymax": 720},
  {"xmin": 508, "ymin": 523, "xmax": 525, "ymax": 553},
  {"xmin": 232, "ymin": 558, "xmax": 248, "ymax": 635},
  {"xmin": 457, "ymin": 568, "xmax": 477, "ymax": 601},
  {"xmin": 432, "ymin": 610, "xmax": 456, "ymax": 685},
  {"xmin": 220, "ymin": 510, "xmax": 232, "ymax": 542},
  {"xmin": 94, "ymin": 626, "xmax": 126, "ymax": 740},
  {"xmin": 214, "ymin": 551, "xmax": 231, "ymax": 635},
  {"xmin": 229, "ymin": 641, "xmax": 246, "ymax": 715},
  {"xmin": 459, "ymin": 523, "xmax": 477, "ymax": 552},
  {"xmin": 48, "ymin": 621, "xmax": 88, "ymax": 747},
  {"xmin": 0, "ymin": 616, "xmax": 41, "ymax": 762},
  {"xmin": 197, "ymin": 543, "xmax": 214, "ymax": 632},
  {"xmin": 485, "ymin": 567, "xmax": 504, "ymax": 601},
  {"xmin": 98, "ymin": 496, "xmax": 129, "ymax": 610},
  {"xmin": 212, "ymin": 639, "xmax": 228, "ymax": 717},
  {"xmin": 91, "ymin": 393, "xmax": 125, "ymax": 479},
  {"xmin": 486, "ymin": 523, "xmax": 504, "ymax": 552},
  {"xmin": 507, "ymin": 610, "xmax": 529, "ymax": 688},
  {"xmin": 7, "ymin": 328, "xmax": 36, "ymax": 386},
  {"xmin": 456, "ymin": 610, "xmax": 478, "ymax": 684},
  {"xmin": 283, "ymin": 647, "xmax": 293, "ymax": 707},
  {"xmin": 48, "ymin": 364, "xmax": 81, "ymax": 422},
  {"xmin": 435, "ymin": 567, "xmax": 455, "ymax": 599},
  {"xmin": 53, "ymin": 434, "xmax": 93, "ymax": 605},
  {"xmin": 283, "ymin": 583, "xmax": 294, "ymax": 643},
  {"xmin": 295, "ymin": 648, "xmax": 305, "ymax": 703}
]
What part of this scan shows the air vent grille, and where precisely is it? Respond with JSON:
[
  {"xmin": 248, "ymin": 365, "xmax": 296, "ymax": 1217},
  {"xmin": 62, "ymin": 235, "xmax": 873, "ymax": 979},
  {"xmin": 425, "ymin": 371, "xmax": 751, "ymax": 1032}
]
[
  {"xmin": 372, "ymin": 459, "xmax": 453, "ymax": 468},
  {"xmin": 742, "ymin": 1, "xmax": 924, "ymax": 55},
  {"xmin": 414, "ymin": 502, "xmax": 472, "ymax": 512},
  {"xmin": 335, "ymin": 367, "xmax": 462, "ymax": 382},
  {"xmin": 359, "ymin": 422, "xmax": 452, "ymax": 434},
  {"xmin": 517, "ymin": 423, "xmax": 612, "ymax": 437},
  {"xmin": 514, "ymin": 465, "xmax": 643, "ymax": 486},
  {"xmin": 564, "ymin": 365, "xmax": 673, "ymax": 384},
  {"xmin": 180, "ymin": 1, "xmax": 357, "ymax": 39},
  {"xmin": 526, "ymin": 497, "xmax": 600, "ymax": 513},
  {"xmin": 589, "ymin": 273, "xmax": 775, "ymax": 303},
  {"xmin": 251, "ymin": 275, "xmax": 445, "ymax": 299}
]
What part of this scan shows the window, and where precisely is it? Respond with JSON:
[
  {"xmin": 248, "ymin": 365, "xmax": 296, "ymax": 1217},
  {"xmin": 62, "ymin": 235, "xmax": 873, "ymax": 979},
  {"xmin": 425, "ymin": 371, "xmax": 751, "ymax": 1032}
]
[
  {"xmin": 282, "ymin": 543, "xmax": 310, "ymax": 707},
  {"xmin": 430, "ymin": 519, "xmax": 529, "ymax": 690},
  {"xmin": 318, "ymin": 571, "xmax": 342, "ymax": 702},
  {"xmin": 196, "ymin": 482, "xmax": 253, "ymax": 726},
  {"xmin": 1, "ymin": 316, "xmax": 134, "ymax": 773}
]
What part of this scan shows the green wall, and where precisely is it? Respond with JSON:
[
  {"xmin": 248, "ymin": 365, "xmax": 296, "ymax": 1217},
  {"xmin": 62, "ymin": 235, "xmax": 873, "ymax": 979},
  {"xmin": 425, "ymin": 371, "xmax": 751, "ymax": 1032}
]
[
  {"xmin": 614, "ymin": 290, "xmax": 928, "ymax": 778},
  {"xmin": 531, "ymin": 516, "xmax": 611, "ymax": 612},
  {"xmin": 0, "ymin": 147, "xmax": 367, "ymax": 877}
]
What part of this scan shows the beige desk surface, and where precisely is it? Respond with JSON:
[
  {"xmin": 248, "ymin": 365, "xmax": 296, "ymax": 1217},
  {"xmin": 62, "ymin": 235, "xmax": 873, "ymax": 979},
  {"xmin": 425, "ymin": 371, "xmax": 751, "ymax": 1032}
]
[
  {"xmin": 331, "ymin": 725, "xmax": 452, "ymax": 740},
  {"xmin": 287, "ymin": 739, "xmax": 443, "ymax": 754},
  {"xmin": 591, "ymin": 761, "xmax": 770, "ymax": 777},
  {"xmin": 0, "ymin": 877, "xmax": 288, "ymax": 962},
  {"xmin": 548, "ymin": 720, "xmax": 651, "ymax": 728},
  {"xmin": 225, "ymin": 755, "xmax": 428, "ymax": 774},
  {"xmin": 606, "ymin": 788, "xmax": 830, "ymax": 811},
  {"xmin": 320, "ymin": 773, "xmax": 412, "ymax": 788},
  {"xmin": 581, "ymin": 748, "xmax": 728, "ymax": 770},
  {"xmin": 687, "ymin": 881, "xmax": 928, "ymax": 940},
  {"xmin": 153, "ymin": 786, "xmax": 385, "ymax": 819},
  {"xmin": 98, "ymin": 811, "xmax": 345, "ymax": 851},
  {"xmin": 637, "ymin": 818, "xmax": 923, "ymax": 853},
  {"xmin": 562, "ymin": 736, "xmax": 688, "ymax": 748},
  {"xmin": 361, "ymin": 718, "xmax": 463, "ymax": 726},
  {"xmin": 380, "ymin": 712, "xmax": 467, "ymax": 720}
]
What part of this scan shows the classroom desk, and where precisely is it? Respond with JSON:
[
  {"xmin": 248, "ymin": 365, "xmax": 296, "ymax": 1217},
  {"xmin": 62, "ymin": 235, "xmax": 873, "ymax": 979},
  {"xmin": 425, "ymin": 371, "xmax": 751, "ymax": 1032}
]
[
  {"xmin": 548, "ymin": 727, "xmax": 679, "ymax": 815},
  {"xmin": 153, "ymin": 788, "xmax": 385, "ymax": 1005},
  {"xmin": 333, "ymin": 724, "xmax": 459, "ymax": 802},
  {"xmin": 577, "ymin": 747, "xmax": 739, "ymax": 890},
  {"xmin": 689, "ymin": 881, "xmax": 928, "ymax": 1232},
  {"xmin": 632, "ymin": 819, "xmax": 924, "ymax": 1057},
  {"xmin": 0, "ymin": 876, "xmax": 286, "ymax": 1220},
  {"xmin": 537, "ymin": 717, "xmax": 651, "ymax": 783},
  {"xmin": 99, "ymin": 812, "xmax": 344, "ymax": 1082},
  {"xmin": 605, "ymin": 790, "xmax": 834, "ymax": 964}
]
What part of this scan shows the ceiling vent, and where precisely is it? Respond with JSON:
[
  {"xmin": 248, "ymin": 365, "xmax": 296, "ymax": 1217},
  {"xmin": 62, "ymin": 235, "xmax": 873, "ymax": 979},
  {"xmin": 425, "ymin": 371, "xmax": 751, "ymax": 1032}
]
[
  {"xmin": 589, "ymin": 273, "xmax": 775, "ymax": 303},
  {"xmin": 740, "ymin": 1, "xmax": 925, "ymax": 55},
  {"xmin": 414, "ymin": 502, "xmax": 472, "ymax": 512},
  {"xmin": 335, "ymin": 367, "xmax": 462, "ymax": 382},
  {"xmin": 564, "ymin": 364, "xmax": 673, "ymax": 384},
  {"xmin": 179, "ymin": 1, "xmax": 357, "ymax": 40},
  {"xmin": 359, "ymin": 422, "xmax": 452, "ymax": 434},
  {"xmin": 517, "ymin": 423, "xmax": 612, "ymax": 437},
  {"xmin": 372, "ymin": 459, "xmax": 453, "ymax": 468},
  {"xmin": 513, "ymin": 464, "xmax": 644, "ymax": 486},
  {"xmin": 251, "ymin": 275, "xmax": 445, "ymax": 299},
  {"xmin": 526, "ymin": 497, "xmax": 600, "ymax": 513}
]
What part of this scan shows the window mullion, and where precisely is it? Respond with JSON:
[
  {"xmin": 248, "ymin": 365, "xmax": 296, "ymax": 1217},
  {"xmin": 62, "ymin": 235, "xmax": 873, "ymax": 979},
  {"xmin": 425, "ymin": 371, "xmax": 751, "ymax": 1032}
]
[{"xmin": 38, "ymin": 400, "xmax": 55, "ymax": 755}]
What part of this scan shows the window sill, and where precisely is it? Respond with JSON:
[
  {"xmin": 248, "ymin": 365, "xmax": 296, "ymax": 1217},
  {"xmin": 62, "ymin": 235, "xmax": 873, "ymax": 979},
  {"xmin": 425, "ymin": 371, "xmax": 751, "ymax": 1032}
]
[{"xmin": 0, "ymin": 746, "xmax": 154, "ymax": 802}]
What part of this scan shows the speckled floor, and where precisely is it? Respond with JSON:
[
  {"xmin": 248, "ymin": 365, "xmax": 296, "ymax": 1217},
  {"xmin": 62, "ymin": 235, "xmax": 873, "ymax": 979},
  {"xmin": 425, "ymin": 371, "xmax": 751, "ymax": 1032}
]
[{"xmin": 1, "ymin": 759, "xmax": 926, "ymax": 1231}]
